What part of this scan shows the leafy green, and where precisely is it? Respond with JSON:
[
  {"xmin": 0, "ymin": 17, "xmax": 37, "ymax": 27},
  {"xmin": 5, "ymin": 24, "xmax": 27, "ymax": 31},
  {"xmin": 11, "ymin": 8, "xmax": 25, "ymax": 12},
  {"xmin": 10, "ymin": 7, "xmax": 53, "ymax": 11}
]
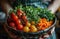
[
  {"xmin": 25, "ymin": 6, "xmax": 40, "ymax": 23},
  {"xmin": 38, "ymin": 8, "xmax": 55, "ymax": 21},
  {"xmin": 13, "ymin": 5, "xmax": 55, "ymax": 22}
]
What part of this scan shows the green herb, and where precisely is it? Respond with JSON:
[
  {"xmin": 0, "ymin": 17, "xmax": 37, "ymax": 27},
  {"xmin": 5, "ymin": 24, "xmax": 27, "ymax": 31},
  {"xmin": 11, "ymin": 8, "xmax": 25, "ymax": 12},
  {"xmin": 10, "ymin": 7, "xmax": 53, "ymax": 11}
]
[{"xmin": 13, "ymin": 5, "xmax": 55, "ymax": 22}]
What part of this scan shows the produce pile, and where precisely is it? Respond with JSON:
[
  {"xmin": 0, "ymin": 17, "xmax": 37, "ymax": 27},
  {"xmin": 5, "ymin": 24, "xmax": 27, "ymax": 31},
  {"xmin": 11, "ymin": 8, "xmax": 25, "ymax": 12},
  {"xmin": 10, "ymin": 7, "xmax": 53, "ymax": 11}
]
[{"xmin": 7, "ymin": 5, "xmax": 55, "ymax": 33}]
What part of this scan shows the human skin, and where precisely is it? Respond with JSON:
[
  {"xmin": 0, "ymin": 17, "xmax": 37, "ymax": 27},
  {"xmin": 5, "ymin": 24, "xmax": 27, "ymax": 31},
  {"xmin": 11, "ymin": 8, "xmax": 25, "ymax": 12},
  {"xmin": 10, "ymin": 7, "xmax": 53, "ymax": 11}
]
[
  {"xmin": 48, "ymin": 0, "xmax": 60, "ymax": 13},
  {"xmin": 0, "ymin": 0, "xmax": 13, "ymax": 14}
]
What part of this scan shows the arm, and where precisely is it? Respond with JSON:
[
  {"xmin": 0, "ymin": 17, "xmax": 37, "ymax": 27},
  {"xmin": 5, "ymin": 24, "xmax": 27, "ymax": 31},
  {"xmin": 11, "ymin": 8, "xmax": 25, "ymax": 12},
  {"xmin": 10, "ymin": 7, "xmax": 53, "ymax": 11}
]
[
  {"xmin": 0, "ymin": 0, "xmax": 13, "ymax": 14},
  {"xmin": 48, "ymin": 0, "xmax": 60, "ymax": 13}
]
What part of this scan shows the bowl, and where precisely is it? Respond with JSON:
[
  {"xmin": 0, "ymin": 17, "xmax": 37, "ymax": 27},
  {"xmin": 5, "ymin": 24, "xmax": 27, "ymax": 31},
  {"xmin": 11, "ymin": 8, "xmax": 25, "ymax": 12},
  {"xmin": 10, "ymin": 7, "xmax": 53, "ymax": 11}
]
[{"xmin": 6, "ymin": 17, "xmax": 57, "ymax": 38}]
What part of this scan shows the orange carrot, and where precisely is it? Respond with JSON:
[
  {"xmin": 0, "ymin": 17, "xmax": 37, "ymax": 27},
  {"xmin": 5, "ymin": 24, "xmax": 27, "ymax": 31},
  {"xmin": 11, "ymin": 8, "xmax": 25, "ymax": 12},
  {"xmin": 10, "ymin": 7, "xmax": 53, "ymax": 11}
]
[{"xmin": 37, "ymin": 18, "xmax": 53, "ymax": 30}]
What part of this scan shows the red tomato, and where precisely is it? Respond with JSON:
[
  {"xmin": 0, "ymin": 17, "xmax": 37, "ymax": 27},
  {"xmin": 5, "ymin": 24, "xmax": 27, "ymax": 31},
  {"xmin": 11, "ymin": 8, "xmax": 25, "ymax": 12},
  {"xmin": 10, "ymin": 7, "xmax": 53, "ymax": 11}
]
[
  {"xmin": 22, "ymin": 15, "xmax": 27, "ymax": 19},
  {"xmin": 15, "ymin": 19, "xmax": 21, "ymax": 25},
  {"xmin": 22, "ymin": 15, "xmax": 28, "ymax": 23},
  {"xmin": 17, "ymin": 9, "xmax": 24, "ymax": 13},
  {"xmin": 17, "ymin": 9, "xmax": 23, "ymax": 17},
  {"xmin": 10, "ymin": 12, "xmax": 18, "ymax": 21},
  {"xmin": 9, "ymin": 22, "xmax": 15, "ymax": 27},
  {"xmin": 17, "ymin": 25, "xmax": 23, "ymax": 30}
]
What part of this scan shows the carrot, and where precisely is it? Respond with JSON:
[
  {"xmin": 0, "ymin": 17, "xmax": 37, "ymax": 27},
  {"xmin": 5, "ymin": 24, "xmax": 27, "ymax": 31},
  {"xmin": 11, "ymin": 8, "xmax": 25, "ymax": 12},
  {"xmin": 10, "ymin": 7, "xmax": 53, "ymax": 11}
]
[
  {"xmin": 41, "ymin": 27, "xmax": 46, "ymax": 30},
  {"xmin": 37, "ymin": 18, "xmax": 53, "ymax": 30}
]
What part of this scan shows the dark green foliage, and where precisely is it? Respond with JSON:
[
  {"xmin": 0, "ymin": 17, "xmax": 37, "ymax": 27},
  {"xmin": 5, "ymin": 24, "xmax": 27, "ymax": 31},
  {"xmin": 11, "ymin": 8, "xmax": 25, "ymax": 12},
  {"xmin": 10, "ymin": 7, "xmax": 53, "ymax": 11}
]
[{"xmin": 12, "ymin": 5, "xmax": 55, "ymax": 23}]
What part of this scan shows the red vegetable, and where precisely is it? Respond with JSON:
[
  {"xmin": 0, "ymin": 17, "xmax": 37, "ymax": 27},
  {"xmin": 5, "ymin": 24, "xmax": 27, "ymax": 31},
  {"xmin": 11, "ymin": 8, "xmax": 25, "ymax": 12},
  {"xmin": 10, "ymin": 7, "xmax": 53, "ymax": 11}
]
[
  {"xmin": 9, "ymin": 22, "xmax": 15, "ymax": 27},
  {"xmin": 15, "ymin": 19, "xmax": 21, "ymax": 25},
  {"xmin": 17, "ymin": 9, "xmax": 24, "ymax": 13},
  {"xmin": 22, "ymin": 15, "xmax": 28, "ymax": 23},
  {"xmin": 17, "ymin": 25, "xmax": 23, "ymax": 30},
  {"xmin": 17, "ymin": 9, "xmax": 24, "ymax": 17},
  {"xmin": 10, "ymin": 12, "xmax": 18, "ymax": 21},
  {"xmin": 22, "ymin": 15, "xmax": 27, "ymax": 19}
]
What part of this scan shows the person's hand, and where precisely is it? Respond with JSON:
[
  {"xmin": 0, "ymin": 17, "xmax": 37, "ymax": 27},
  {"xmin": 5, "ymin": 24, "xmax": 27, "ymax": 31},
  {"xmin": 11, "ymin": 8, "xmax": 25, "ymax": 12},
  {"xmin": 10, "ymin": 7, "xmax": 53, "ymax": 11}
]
[
  {"xmin": 0, "ymin": 0, "xmax": 13, "ymax": 14},
  {"xmin": 48, "ymin": 0, "xmax": 60, "ymax": 13}
]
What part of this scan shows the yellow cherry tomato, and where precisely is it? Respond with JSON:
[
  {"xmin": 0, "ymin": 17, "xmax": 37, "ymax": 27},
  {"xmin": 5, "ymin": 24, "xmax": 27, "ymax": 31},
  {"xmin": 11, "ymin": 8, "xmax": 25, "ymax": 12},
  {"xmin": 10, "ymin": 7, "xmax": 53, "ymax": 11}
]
[
  {"xmin": 23, "ymin": 26, "xmax": 30, "ymax": 32},
  {"xmin": 30, "ymin": 25, "xmax": 35, "ymax": 28},
  {"xmin": 30, "ymin": 25, "xmax": 37, "ymax": 32},
  {"xmin": 26, "ymin": 22, "xmax": 31, "ymax": 27}
]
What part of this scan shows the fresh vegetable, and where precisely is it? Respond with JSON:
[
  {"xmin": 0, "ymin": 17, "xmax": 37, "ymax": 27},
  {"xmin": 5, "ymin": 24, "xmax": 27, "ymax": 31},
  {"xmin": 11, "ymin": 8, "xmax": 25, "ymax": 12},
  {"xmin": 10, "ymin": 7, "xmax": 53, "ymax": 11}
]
[
  {"xmin": 26, "ymin": 22, "xmax": 31, "ymax": 27},
  {"xmin": 7, "ymin": 5, "xmax": 55, "ymax": 33},
  {"xmin": 37, "ymin": 18, "xmax": 53, "ymax": 30},
  {"xmin": 17, "ymin": 9, "xmax": 23, "ymax": 17},
  {"xmin": 16, "ymin": 5, "xmax": 55, "ymax": 23},
  {"xmin": 9, "ymin": 22, "xmax": 15, "ymax": 28},
  {"xmin": 15, "ymin": 19, "xmax": 21, "ymax": 25},
  {"xmin": 38, "ymin": 9, "xmax": 55, "ymax": 21},
  {"xmin": 23, "ymin": 26, "xmax": 30, "ymax": 32},
  {"xmin": 25, "ymin": 6, "xmax": 40, "ymax": 23},
  {"xmin": 17, "ymin": 25, "xmax": 23, "ymax": 30},
  {"xmin": 22, "ymin": 15, "xmax": 28, "ymax": 23},
  {"xmin": 30, "ymin": 25, "xmax": 37, "ymax": 32},
  {"xmin": 10, "ymin": 12, "xmax": 18, "ymax": 21}
]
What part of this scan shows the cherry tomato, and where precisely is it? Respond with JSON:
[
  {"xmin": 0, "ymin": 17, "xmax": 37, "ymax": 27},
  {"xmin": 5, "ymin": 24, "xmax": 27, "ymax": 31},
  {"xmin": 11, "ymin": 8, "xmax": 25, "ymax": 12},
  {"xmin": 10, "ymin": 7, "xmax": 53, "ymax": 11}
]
[
  {"xmin": 30, "ymin": 25, "xmax": 37, "ymax": 32},
  {"xmin": 17, "ymin": 25, "xmax": 23, "ymax": 30},
  {"xmin": 26, "ymin": 22, "xmax": 31, "ymax": 27},
  {"xmin": 23, "ymin": 26, "xmax": 30, "ymax": 32},
  {"xmin": 22, "ymin": 15, "xmax": 27, "ymax": 19},
  {"xmin": 22, "ymin": 15, "xmax": 28, "ymax": 23},
  {"xmin": 9, "ymin": 22, "xmax": 15, "ymax": 27},
  {"xmin": 17, "ymin": 9, "xmax": 23, "ymax": 17},
  {"xmin": 30, "ymin": 25, "xmax": 36, "ymax": 29},
  {"xmin": 15, "ymin": 19, "xmax": 21, "ymax": 25},
  {"xmin": 10, "ymin": 12, "xmax": 18, "ymax": 21},
  {"xmin": 17, "ymin": 9, "xmax": 24, "ymax": 13}
]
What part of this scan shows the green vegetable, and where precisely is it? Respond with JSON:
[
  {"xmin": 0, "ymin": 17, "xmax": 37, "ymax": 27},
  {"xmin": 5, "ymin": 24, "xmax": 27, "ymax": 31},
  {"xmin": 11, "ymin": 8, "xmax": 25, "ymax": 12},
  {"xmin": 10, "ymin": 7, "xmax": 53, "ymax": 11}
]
[
  {"xmin": 12, "ymin": 5, "xmax": 55, "ymax": 23},
  {"xmin": 25, "ymin": 6, "xmax": 40, "ymax": 23}
]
